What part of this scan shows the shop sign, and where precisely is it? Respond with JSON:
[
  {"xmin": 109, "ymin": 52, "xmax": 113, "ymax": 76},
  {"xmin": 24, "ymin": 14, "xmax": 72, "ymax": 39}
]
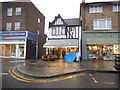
[
  {"xmin": 0, "ymin": 31, "xmax": 38, "ymax": 41},
  {"xmin": 1, "ymin": 32, "xmax": 26, "ymax": 37},
  {"xmin": 96, "ymin": 34, "xmax": 112, "ymax": 37}
]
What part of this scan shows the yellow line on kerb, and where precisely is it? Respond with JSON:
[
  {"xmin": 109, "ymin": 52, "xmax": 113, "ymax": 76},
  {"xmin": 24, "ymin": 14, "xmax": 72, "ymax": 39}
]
[{"xmin": 9, "ymin": 66, "xmax": 87, "ymax": 83}]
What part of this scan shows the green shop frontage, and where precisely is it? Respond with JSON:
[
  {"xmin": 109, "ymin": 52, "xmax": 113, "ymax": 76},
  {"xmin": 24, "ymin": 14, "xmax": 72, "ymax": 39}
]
[{"xmin": 82, "ymin": 31, "xmax": 120, "ymax": 60}]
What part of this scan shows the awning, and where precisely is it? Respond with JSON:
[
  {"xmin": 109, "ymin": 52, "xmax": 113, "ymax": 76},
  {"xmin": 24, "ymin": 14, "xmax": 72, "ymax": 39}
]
[
  {"xmin": 87, "ymin": 38, "xmax": 120, "ymax": 45},
  {"xmin": 43, "ymin": 39, "xmax": 78, "ymax": 48}
]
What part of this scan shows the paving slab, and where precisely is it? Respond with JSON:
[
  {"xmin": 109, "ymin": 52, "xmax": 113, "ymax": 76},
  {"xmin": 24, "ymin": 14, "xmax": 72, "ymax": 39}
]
[{"xmin": 16, "ymin": 60, "xmax": 119, "ymax": 78}]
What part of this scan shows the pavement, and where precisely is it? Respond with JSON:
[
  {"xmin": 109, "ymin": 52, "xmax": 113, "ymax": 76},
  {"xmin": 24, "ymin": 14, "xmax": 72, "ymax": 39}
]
[{"xmin": 15, "ymin": 59, "xmax": 119, "ymax": 78}]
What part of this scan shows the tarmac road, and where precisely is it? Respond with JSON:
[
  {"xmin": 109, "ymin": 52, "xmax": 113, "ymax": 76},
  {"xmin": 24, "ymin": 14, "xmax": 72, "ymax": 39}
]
[{"xmin": 2, "ymin": 60, "xmax": 120, "ymax": 88}]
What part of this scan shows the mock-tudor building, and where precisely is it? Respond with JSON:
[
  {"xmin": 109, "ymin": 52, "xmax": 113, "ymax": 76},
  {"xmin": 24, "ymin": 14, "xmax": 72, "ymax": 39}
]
[
  {"xmin": 0, "ymin": 1, "xmax": 46, "ymax": 59},
  {"xmin": 44, "ymin": 14, "xmax": 81, "ymax": 59},
  {"xmin": 80, "ymin": 1, "xmax": 120, "ymax": 60}
]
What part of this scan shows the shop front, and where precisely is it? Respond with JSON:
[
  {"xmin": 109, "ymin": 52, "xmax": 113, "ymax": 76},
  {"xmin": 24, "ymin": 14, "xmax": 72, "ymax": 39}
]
[
  {"xmin": 0, "ymin": 31, "xmax": 38, "ymax": 59},
  {"xmin": 0, "ymin": 44, "xmax": 25, "ymax": 58},
  {"xmin": 82, "ymin": 31, "xmax": 120, "ymax": 60},
  {"xmin": 43, "ymin": 39, "xmax": 79, "ymax": 59}
]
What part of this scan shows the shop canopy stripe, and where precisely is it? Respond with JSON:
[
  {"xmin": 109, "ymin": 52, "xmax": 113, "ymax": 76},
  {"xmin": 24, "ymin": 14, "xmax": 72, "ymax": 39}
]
[{"xmin": 43, "ymin": 39, "xmax": 78, "ymax": 48}]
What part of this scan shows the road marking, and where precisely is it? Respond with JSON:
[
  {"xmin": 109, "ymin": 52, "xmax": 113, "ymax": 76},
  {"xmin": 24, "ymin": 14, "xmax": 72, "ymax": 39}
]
[
  {"xmin": 89, "ymin": 74, "xmax": 114, "ymax": 85},
  {"xmin": 9, "ymin": 66, "xmax": 88, "ymax": 83},
  {"xmin": 89, "ymin": 74, "xmax": 98, "ymax": 83},
  {"xmin": 99, "ymin": 82, "xmax": 114, "ymax": 84},
  {"xmin": 9, "ymin": 60, "xmax": 25, "ymax": 63},
  {"xmin": 0, "ymin": 73, "xmax": 9, "ymax": 75}
]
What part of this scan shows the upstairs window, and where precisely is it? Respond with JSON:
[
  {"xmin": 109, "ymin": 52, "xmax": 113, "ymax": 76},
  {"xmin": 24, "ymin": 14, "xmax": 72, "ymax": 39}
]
[
  {"xmin": 15, "ymin": 7, "xmax": 22, "ymax": 16},
  {"xmin": 7, "ymin": 8, "xmax": 13, "ymax": 16},
  {"xmin": 113, "ymin": 4, "xmax": 120, "ymax": 12},
  {"xmin": 6, "ymin": 22, "xmax": 12, "ymax": 31},
  {"xmin": 93, "ymin": 19, "xmax": 112, "ymax": 30},
  {"xmin": 90, "ymin": 5, "xmax": 103, "ymax": 13},
  {"xmin": 51, "ymin": 27, "xmax": 66, "ymax": 36},
  {"xmin": 38, "ymin": 18, "xmax": 41, "ymax": 23},
  {"xmin": 61, "ymin": 27, "xmax": 66, "ymax": 35},
  {"xmin": 15, "ymin": 22, "xmax": 20, "ymax": 30}
]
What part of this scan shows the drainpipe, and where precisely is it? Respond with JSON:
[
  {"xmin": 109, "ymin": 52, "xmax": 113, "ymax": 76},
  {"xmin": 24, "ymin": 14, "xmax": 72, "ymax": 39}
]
[{"xmin": 36, "ymin": 30, "xmax": 39, "ymax": 59}]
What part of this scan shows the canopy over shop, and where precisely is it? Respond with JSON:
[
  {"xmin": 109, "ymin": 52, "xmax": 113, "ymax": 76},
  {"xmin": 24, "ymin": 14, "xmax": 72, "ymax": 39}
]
[{"xmin": 43, "ymin": 39, "xmax": 79, "ymax": 59}]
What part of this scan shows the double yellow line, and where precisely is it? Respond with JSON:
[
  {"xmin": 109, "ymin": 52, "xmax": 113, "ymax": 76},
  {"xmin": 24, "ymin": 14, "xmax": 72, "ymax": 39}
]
[{"xmin": 9, "ymin": 66, "xmax": 87, "ymax": 83}]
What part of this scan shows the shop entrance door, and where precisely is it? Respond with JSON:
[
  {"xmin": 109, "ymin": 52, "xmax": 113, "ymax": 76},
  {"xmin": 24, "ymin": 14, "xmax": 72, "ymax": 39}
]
[
  {"xmin": 18, "ymin": 45, "xmax": 24, "ymax": 58},
  {"xmin": 0, "ymin": 45, "xmax": 5, "ymax": 57}
]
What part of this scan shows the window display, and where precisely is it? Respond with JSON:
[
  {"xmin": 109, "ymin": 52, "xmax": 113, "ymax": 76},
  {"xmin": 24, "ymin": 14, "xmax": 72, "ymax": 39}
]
[{"xmin": 87, "ymin": 45, "xmax": 118, "ymax": 60}]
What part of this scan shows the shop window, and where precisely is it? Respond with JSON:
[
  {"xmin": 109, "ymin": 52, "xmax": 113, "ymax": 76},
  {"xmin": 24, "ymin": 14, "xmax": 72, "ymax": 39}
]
[
  {"xmin": 5, "ymin": 45, "xmax": 10, "ymax": 56},
  {"xmin": 0, "ymin": 45, "xmax": 5, "ymax": 57},
  {"xmin": 114, "ymin": 45, "xmax": 120, "ymax": 54},
  {"xmin": 10, "ymin": 45, "xmax": 16, "ymax": 56}
]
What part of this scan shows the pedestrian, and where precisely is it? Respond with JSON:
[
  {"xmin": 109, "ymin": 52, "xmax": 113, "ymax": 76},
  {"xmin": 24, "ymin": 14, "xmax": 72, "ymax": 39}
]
[
  {"xmin": 76, "ymin": 52, "xmax": 82, "ymax": 62},
  {"xmin": 62, "ymin": 50, "xmax": 66, "ymax": 59},
  {"xmin": 56, "ymin": 50, "xmax": 60, "ymax": 59}
]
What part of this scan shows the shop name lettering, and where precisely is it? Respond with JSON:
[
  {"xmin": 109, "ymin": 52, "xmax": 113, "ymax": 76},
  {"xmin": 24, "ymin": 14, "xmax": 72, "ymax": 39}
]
[
  {"xmin": 3, "ymin": 33, "xmax": 25, "ymax": 36},
  {"xmin": 96, "ymin": 34, "xmax": 112, "ymax": 37}
]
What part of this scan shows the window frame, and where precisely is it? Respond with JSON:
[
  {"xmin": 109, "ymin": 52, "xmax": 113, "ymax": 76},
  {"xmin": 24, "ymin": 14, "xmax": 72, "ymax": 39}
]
[
  {"xmin": 93, "ymin": 18, "xmax": 112, "ymax": 30},
  {"xmin": 89, "ymin": 5, "xmax": 103, "ymax": 13},
  {"xmin": 113, "ymin": 4, "xmax": 120, "ymax": 12},
  {"xmin": 15, "ymin": 7, "xmax": 22, "ymax": 16},
  {"xmin": 6, "ymin": 22, "xmax": 12, "ymax": 31},
  {"xmin": 14, "ymin": 22, "xmax": 21, "ymax": 30},
  {"xmin": 61, "ymin": 27, "xmax": 66, "ymax": 35},
  {"xmin": 7, "ymin": 8, "xmax": 13, "ymax": 16}
]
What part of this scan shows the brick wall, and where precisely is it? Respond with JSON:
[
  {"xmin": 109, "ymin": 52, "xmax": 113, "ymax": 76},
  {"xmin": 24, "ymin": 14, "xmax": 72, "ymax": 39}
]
[{"xmin": 80, "ymin": 2, "xmax": 119, "ymax": 31}]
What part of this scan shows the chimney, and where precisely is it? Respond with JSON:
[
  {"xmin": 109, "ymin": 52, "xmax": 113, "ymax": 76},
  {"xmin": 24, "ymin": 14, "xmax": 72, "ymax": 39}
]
[{"xmin": 82, "ymin": 0, "xmax": 85, "ymax": 3}]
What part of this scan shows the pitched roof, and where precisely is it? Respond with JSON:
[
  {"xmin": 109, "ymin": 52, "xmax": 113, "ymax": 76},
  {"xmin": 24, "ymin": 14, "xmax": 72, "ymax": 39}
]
[
  {"xmin": 49, "ymin": 14, "xmax": 80, "ymax": 27},
  {"xmin": 64, "ymin": 18, "xmax": 80, "ymax": 26}
]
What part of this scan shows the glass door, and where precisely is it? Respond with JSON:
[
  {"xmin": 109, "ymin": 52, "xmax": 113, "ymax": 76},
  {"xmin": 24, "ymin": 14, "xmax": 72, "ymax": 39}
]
[{"xmin": 18, "ymin": 45, "xmax": 24, "ymax": 58}]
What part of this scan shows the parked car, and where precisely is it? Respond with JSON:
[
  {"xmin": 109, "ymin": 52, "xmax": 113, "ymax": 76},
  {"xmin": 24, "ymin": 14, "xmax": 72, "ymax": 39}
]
[
  {"xmin": 114, "ymin": 54, "xmax": 120, "ymax": 70},
  {"xmin": 42, "ymin": 54, "xmax": 57, "ymax": 61}
]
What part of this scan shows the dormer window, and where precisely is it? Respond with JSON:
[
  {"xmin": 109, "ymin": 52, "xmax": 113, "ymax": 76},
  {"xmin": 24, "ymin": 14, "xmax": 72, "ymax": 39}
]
[{"xmin": 89, "ymin": 5, "xmax": 103, "ymax": 13}]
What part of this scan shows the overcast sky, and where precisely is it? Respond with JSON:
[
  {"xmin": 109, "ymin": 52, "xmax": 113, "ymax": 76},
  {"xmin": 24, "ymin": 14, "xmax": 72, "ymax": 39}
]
[{"xmin": 0, "ymin": 0, "xmax": 117, "ymax": 34}]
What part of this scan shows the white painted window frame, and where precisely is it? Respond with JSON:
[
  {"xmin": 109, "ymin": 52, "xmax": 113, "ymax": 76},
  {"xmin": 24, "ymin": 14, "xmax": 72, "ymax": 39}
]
[
  {"xmin": 89, "ymin": 5, "xmax": 103, "ymax": 13},
  {"xmin": 15, "ymin": 22, "xmax": 21, "ymax": 30},
  {"xmin": 15, "ymin": 7, "xmax": 22, "ymax": 16},
  {"xmin": 7, "ymin": 8, "xmax": 13, "ymax": 16},
  {"xmin": 6, "ymin": 22, "xmax": 12, "ymax": 31},
  {"xmin": 93, "ymin": 18, "xmax": 112, "ymax": 30},
  {"xmin": 113, "ymin": 4, "xmax": 120, "ymax": 12}
]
